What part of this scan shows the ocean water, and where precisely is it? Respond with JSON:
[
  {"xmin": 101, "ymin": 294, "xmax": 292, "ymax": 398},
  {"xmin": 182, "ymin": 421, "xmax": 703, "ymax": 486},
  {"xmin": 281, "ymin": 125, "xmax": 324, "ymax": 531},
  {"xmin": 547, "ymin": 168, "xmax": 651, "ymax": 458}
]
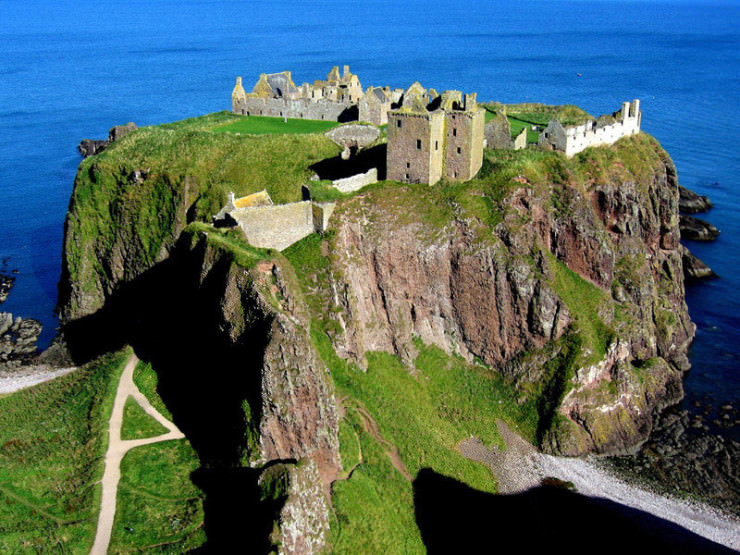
[{"xmin": 1, "ymin": 0, "xmax": 738, "ymax": 431}]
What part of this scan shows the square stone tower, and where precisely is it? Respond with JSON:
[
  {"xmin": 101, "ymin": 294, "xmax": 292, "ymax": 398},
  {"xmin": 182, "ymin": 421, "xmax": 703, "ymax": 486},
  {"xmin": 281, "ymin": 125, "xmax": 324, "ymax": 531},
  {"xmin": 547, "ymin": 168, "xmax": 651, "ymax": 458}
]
[{"xmin": 387, "ymin": 83, "xmax": 484, "ymax": 185}]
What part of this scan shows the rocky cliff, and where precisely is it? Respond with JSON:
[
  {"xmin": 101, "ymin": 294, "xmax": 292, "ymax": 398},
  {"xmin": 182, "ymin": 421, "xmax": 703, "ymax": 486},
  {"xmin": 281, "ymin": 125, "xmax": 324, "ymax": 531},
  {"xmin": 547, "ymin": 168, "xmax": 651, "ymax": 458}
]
[
  {"xmin": 318, "ymin": 134, "xmax": 694, "ymax": 456},
  {"xmin": 58, "ymin": 113, "xmax": 699, "ymax": 550}
]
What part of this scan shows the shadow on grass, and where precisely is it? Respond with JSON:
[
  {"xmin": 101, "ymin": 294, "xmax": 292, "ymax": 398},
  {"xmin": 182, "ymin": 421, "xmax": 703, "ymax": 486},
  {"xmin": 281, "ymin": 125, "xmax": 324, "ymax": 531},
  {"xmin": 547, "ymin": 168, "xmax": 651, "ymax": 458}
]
[
  {"xmin": 414, "ymin": 468, "xmax": 734, "ymax": 555},
  {"xmin": 61, "ymin": 237, "xmax": 280, "ymax": 553},
  {"xmin": 309, "ymin": 143, "xmax": 386, "ymax": 181}
]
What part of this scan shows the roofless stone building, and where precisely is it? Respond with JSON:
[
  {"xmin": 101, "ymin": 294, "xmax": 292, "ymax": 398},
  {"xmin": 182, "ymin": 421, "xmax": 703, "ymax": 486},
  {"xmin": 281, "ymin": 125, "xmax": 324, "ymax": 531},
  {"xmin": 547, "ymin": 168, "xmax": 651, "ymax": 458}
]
[{"xmin": 386, "ymin": 83, "xmax": 485, "ymax": 185}]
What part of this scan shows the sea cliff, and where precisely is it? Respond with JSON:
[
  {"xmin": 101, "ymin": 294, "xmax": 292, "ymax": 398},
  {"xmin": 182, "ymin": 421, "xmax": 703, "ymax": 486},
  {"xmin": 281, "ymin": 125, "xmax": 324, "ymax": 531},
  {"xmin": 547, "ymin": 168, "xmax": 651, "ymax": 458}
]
[{"xmin": 57, "ymin": 112, "xmax": 699, "ymax": 551}]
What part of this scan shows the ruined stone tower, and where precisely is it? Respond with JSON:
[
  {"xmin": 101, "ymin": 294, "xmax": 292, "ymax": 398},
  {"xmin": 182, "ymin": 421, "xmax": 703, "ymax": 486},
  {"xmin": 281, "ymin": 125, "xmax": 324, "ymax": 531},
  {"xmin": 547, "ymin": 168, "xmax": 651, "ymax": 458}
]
[{"xmin": 387, "ymin": 83, "xmax": 485, "ymax": 185}]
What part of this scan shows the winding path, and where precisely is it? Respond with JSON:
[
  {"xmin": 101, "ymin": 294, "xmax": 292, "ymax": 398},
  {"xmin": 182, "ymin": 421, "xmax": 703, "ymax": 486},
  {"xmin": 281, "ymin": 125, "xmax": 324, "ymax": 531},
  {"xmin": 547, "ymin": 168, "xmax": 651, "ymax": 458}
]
[{"xmin": 90, "ymin": 353, "xmax": 184, "ymax": 555}]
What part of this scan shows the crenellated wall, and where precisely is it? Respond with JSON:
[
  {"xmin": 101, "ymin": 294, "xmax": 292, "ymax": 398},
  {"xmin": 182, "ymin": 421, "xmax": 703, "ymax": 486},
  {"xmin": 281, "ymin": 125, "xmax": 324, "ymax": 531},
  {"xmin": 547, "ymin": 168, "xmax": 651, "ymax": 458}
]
[{"xmin": 539, "ymin": 99, "xmax": 641, "ymax": 157}]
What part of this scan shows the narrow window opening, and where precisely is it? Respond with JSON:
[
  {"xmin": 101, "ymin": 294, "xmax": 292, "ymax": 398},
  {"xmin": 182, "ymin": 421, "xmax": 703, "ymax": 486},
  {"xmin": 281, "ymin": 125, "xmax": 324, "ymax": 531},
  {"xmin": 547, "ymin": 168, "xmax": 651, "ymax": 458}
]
[
  {"xmin": 406, "ymin": 162, "xmax": 410, "ymax": 169},
  {"xmin": 453, "ymin": 128, "xmax": 457, "ymax": 137},
  {"xmin": 435, "ymin": 141, "xmax": 438, "ymax": 150},
  {"xmin": 416, "ymin": 139, "xmax": 422, "ymax": 150},
  {"xmin": 397, "ymin": 120, "xmax": 402, "ymax": 128},
  {"xmin": 457, "ymin": 147, "xmax": 461, "ymax": 154},
  {"xmin": 405, "ymin": 173, "xmax": 410, "ymax": 180}
]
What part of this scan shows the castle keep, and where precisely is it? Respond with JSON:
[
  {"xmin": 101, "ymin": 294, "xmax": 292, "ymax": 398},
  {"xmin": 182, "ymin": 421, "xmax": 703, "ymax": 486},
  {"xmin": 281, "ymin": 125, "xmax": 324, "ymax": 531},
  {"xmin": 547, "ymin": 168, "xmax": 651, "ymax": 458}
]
[
  {"xmin": 386, "ymin": 83, "xmax": 485, "ymax": 185},
  {"xmin": 539, "ymin": 99, "xmax": 641, "ymax": 156}
]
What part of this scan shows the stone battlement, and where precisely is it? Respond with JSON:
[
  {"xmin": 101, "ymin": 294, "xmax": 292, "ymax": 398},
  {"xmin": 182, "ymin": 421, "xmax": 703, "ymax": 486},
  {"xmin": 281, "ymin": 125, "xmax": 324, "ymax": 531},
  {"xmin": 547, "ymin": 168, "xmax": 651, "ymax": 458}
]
[{"xmin": 539, "ymin": 99, "xmax": 641, "ymax": 156}]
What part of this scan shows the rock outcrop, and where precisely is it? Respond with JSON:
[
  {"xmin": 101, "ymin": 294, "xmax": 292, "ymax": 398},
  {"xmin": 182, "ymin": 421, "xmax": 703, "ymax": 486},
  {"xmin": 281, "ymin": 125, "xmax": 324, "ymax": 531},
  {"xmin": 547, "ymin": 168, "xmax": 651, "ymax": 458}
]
[
  {"xmin": 679, "ymin": 184, "xmax": 713, "ymax": 214},
  {"xmin": 183, "ymin": 234, "xmax": 340, "ymax": 553},
  {"xmin": 681, "ymin": 245, "xmax": 717, "ymax": 281},
  {"xmin": 78, "ymin": 122, "xmax": 137, "ymax": 158},
  {"xmin": 58, "ymin": 116, "xmax": 704, "ymax": 549},
  {"xmin": 680, "ymin": 214, "xmax": 720, "ymax": 241},
  {"xmin": 0, "ymin": 313, "xmax": 42, "ymax": 366}
]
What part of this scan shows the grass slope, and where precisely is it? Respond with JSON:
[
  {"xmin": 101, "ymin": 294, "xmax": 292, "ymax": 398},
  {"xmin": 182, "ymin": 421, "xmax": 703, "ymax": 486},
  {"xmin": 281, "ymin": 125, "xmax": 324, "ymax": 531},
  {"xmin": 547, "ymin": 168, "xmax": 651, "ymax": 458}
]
[{"xmin": 0, "ymin": 350, "xmax": 129, "ymax": 554}]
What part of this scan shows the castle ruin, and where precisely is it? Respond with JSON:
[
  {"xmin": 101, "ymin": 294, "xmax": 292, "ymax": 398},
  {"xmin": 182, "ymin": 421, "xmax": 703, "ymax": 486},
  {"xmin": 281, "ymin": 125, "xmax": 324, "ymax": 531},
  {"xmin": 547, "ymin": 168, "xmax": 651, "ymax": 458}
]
[
  {"xmin": 386, "ymin": 83, "xmax": 485, "ymax": 185},
  {"xmin": 233, "ymin": 65, "xmax": 373, "ymax": 123},
  {"xmin": 539, "ymin": 99, "xmax": 641, "ymax": 157},
  {"xmin": 232, "ymin": 65, "xmax": 405, "ymax": 127}
]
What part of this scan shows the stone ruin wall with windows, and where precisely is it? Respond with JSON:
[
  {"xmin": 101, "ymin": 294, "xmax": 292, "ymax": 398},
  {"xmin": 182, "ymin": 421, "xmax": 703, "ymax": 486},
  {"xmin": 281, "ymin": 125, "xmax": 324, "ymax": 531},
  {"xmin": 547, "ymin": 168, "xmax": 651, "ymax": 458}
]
[{"xmin": 386, "ymin": 86, "xmax": 485, "ymax": 185}]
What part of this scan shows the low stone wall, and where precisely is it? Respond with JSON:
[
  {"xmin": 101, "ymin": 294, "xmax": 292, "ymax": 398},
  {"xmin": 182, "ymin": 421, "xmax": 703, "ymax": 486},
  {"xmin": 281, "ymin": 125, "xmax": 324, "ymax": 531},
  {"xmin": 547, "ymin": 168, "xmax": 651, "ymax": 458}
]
[
  {"xmin": 332, "ymin": 168, "xmax": 378, "ymax": 193},
  {"xmin": 326, "ymin": 124, "xmax": 380, "ymax": 149},
  {"xmin": 232, "ymin": 201, "xmax": 336, "ymax": 251}
]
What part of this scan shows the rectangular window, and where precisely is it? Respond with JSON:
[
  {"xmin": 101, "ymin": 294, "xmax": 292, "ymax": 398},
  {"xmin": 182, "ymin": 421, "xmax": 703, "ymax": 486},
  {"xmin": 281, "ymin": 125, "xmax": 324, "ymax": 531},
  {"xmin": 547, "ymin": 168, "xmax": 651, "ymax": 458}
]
[
  {"xmin": 435, "ymin": 141, "xmax": 438, "ymax": 150},
  {"xmin": 405, "ymin": 173, "xmax": 410, "ymax": 180},
  {"xmin": 457, "ymin": 147, "xmax": 461, "ymax": 154},
  {"xmin": 406, "ymin": 162, "xmax": 410, "ymax": 169},
  {"xmin": 397, "ymin": 120, "xmax": 402, "ymax": 128},
  {"xmin": 416, "ymin": 139, "xmax": 422, "ymax": 150},
  {"xmin": 453, "ymin": 128, "xmax": 457, "ymax": 137}
]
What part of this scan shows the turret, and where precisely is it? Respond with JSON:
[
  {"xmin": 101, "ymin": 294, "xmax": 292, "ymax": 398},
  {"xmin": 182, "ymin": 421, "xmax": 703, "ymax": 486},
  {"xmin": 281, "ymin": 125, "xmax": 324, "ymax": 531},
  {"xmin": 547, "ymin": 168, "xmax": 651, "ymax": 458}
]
[{"xmin": 621, "ymin": 101, "xmax": 630, "ymax": 123}]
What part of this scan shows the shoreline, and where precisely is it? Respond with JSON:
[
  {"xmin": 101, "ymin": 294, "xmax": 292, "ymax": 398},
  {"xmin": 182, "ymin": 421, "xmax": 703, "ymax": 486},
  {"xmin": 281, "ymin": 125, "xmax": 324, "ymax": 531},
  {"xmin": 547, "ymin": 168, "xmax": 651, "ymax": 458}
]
[
  {"xmin": 460, "ymin": 421, "xmax": 740, "ymax": 552},
  {"xmin": 0, "ymin": 364, "xmax": 77, "ymax": 395}
]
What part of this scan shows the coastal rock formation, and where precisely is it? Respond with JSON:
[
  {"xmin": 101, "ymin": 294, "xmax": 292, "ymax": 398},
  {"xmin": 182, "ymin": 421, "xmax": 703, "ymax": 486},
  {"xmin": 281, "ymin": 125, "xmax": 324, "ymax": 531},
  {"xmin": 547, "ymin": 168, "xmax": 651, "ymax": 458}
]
[
  {"xmin": 0, "ymin": 313, "xmax": 42, "ymax": 366},
  {"xmin": 680, "ymin": 214, "xmax": 720, "ymax": 241},
  {"xmin": 78, "ymin": 122, "xmax": 137, "ymax": 158},
  {"xmin": 58, "ymin": 112, "xmax": 704, "ymax": 549},
  {"xmin": 681, "ymin": 245, "xmax": 717, "ymax": 281},
  {"xmin": 323, "ymin": 137, "xmax": 693, "ymax": 456},
  {"xmin": 679, "ymin": 184, "xmax": 713, "ymax": 214},
  {"xmin": 0, "ymin": 273, "xmax": 14, "ymax": 305},
  {"xmin": 183, "ymin": 234, "xmax": 340, "ymax": 552}
]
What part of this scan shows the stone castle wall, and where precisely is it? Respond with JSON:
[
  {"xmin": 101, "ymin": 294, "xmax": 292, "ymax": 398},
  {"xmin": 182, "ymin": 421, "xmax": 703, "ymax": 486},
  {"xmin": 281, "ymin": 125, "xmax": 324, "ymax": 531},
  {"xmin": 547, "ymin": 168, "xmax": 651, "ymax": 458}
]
[
  {"xmin": 332, "ymin": 168, "xmax": 378, "ymax": 193},
  {"xmin": 445, "ymin": 110, "xmax": 485, "ymax": 181},
  {"xmin": 513, "ymin": 127, "xmax": 527, "ymax": 150},
  {"xmin": 387, "ymin": 112, "xmax": 444, "ymax": 184},
  {"xmin": 234, "ymin": 97, "xmax": 355, "ymax": 122}
]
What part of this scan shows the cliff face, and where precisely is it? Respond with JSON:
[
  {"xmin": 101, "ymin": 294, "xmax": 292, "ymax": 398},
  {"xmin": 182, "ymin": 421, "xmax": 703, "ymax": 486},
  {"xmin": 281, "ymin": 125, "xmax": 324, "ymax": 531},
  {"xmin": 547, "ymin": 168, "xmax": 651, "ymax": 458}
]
[
  {"xmin": 185, "ymin": 233, "xmax": 340, "ymax": 552},
  {"xmin": 324, "ymin": 136, "xmax": 693, "ymax": 455}
]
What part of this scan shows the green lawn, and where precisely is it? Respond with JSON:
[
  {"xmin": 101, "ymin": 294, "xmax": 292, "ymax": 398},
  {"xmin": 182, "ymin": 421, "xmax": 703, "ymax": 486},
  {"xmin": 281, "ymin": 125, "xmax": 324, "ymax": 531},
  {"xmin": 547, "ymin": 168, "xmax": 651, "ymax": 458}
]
[
  {"xmin": 0, "ymin": 350, "xmax": 129, "ymax": 554},
  {"xmin": 212, "ymin": 115, "xmax": 340, "ymax": 136},
  {"xmin": 120, "ymin": 396, "xmax": 169, "ymax": 441},
  {"xmin": 507, "ymin": 115, "xmax": 541, "ymax": 143}
]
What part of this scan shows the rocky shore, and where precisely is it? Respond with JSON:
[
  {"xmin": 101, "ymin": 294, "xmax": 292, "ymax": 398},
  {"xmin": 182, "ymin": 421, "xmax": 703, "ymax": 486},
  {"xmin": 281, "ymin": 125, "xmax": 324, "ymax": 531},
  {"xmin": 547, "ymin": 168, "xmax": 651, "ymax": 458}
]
[
  {"xmin": 679, "ymin": 184, "xmax": 714, "ymax": 214},
  {"xmin": 0, "ymin": 260, "xmax": 16, "ymax": 304},
  {"xmin": 608, "ymin": 406, "xmax": 740, "ymax": 518}
]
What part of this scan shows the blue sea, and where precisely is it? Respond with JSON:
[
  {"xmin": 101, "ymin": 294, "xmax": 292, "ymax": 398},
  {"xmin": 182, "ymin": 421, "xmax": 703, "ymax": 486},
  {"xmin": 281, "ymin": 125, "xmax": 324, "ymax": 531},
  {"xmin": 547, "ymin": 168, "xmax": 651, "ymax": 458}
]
[{"xmin": 1, "ymin": 0, "xmax": 738, "ymax": 434}]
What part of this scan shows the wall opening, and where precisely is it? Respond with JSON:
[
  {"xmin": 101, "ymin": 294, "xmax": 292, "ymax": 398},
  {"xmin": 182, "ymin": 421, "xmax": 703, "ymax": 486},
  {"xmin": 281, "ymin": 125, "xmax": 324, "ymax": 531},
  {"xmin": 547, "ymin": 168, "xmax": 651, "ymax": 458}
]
[
  {"xmin": 457, "ymin": 147, "xmax": 461, "ymax": 154},
  {"xmin": 416, "ymin": 139, "xmax": 422, "ymax": 150},
  {"xmin": 435, "ymin": 141, "xmax": 438, "ymax": 151},
  {"xmin": 453, "ymin": 128, "xmax": 457, "ymax": 137},
  {"xmin": 397, "ymin": 120, "xmax": 402, "ymax": 128}
]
